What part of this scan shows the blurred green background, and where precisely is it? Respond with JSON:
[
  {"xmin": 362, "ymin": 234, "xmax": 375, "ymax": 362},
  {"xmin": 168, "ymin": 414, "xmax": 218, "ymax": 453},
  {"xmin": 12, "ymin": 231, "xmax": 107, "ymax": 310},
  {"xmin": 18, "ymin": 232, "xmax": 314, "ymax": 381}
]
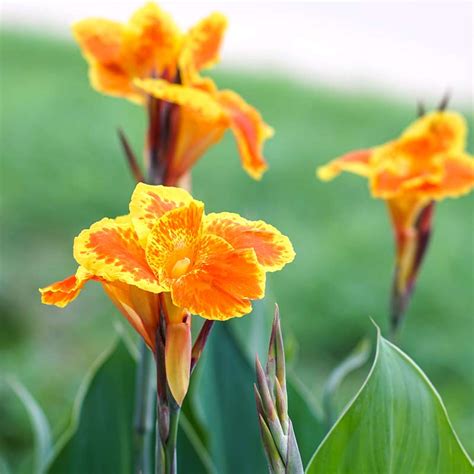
[{"xmin": 1, "ymin": 30, "xmax": 473, "ymax": 465}]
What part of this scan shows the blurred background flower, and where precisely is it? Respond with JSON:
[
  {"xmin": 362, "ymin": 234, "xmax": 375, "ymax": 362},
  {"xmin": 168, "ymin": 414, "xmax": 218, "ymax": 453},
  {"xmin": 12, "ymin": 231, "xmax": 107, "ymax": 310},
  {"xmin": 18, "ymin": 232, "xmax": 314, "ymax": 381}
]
[{"xmin": 1, "ymin": 0, "xmax": 472, "ymax": 468}]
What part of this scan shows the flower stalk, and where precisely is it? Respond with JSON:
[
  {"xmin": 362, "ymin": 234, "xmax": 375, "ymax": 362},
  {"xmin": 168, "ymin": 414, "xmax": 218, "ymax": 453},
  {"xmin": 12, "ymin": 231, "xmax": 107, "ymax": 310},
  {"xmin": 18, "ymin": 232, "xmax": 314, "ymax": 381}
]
[
  {"xmin": 255, "ymin": 306, "xmax": 303, "ymax": 474},
  {"xmin": 389, "ymin": 201, "xmax": 435, "ymax": 340}
]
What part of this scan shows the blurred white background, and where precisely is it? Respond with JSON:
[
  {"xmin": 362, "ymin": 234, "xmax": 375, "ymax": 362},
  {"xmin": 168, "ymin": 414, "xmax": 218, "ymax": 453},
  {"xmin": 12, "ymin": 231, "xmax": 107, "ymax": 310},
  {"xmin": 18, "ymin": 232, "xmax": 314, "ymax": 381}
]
[{"xmin": 1, "ymin": 1, "xmax": 473, "ymax": 105}]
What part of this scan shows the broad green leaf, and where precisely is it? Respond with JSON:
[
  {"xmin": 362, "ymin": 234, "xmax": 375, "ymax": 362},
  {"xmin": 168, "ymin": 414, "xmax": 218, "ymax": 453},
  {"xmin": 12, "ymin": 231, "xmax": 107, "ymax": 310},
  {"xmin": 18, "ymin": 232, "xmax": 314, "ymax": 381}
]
[
  {"xmin": 46, "ymin": 330, "xmax": 214, "ymax": 474},
  {"xmin": 47, "ymin": 336, "xmax": 137, "ymax": 473},
  {"xmin": 322, "ymin": 338, "xmax": 371, "ymax": 428},
  {"xmin": 178, "ymin": 412, "xmax": 216, "ymax": 474},
  {"xmin": 198, "ymin": 321, "xmax": 267, "ymax": 473},
  {"xmin": 231, "ymin": 298, "xmax": 274, "ymax": 361},
  {"xmin": 8, "ymin": 379, "xmax": 53, "ymax": 474},
  {"xmin": 0, "ymin": 455, "xmax": 11, "ymax": 474},
  {"xmin": 287, "ymin": 375, "xmax": 325, "ymax": 466},
  {"xmin": 306, "ymin": 329, "xmax": 473, "ymax": 474}
]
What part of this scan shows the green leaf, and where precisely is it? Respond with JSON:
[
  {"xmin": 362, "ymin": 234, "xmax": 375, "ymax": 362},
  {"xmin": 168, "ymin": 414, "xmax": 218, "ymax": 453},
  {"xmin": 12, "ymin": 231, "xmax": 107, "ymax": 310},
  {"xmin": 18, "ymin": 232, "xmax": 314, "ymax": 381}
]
[
  {"xmin": 47, "ymin": 336, "xmax": 137, "ymax": 473},
  {"xmin": 231, "ymin": 298, "xmax": 274, "ymax": 361},
  {"xmin": 306, "ymin": 329, "xmax": 473, "ymax": 474},
  {"xmin": 8, "ymin": 378, "xmax": 53, "ymax": 474},
  {"xmin": 178, "ymin": 412, "xmax": 216, "ymax": 474},
  {"xmin": 198, "ymin": 321, "xmax": 267, "ymax": 473},
  {"xmin": 322, "ymin": 338, "xmax": 371, "ymax": 428},
  {"xmin": 46, "ymin": 330, "xmax": 214, "ymax": 474}
]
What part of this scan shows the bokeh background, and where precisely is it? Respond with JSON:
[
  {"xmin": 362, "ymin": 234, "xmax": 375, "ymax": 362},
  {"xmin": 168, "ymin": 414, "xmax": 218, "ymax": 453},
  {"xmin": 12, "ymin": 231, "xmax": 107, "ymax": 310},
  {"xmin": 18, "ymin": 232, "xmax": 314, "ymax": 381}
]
[{"xmin": 1, "ymin": 0, "xmax": 473, "ymax": 468}]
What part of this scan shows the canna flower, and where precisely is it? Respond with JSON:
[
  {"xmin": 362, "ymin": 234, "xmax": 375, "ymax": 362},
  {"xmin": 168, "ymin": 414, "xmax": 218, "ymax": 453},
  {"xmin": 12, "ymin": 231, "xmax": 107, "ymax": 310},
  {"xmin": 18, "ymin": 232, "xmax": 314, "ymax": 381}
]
[
  {"xmin": 40, "ymin": 183, "xmax": 294, "ymax": 404},
  {"xmin": 73, "ymin": 2, "xmax": 273, "ymax": 183},
  {"xmin": 317, "ymin": 110, "xmax": 474, "ymax": 334}
]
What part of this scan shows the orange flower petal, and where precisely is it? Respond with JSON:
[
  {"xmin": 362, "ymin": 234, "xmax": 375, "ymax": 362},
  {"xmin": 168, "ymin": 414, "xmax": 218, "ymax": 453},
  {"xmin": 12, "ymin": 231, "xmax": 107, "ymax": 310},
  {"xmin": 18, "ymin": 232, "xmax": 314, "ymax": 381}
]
[
  {"xmin": 317, "ymin": 149, "xmax": 373, "ymax": 181},
  {"xmin": 89, "ymin": 62, "xmax": 137, "ymax": 99},
  {"xmin": 203, "ymin": 212, "xmax": 295, "ymax": 271},
  {"xmin": 180, "ymin": 12, "xmax": 227, "ymax": 80},
  {"xmin": 165, "ymin": 318, "xmax": 192, "ymax": 405},
  {"xmin": 73, "ymin": 19, "xmax": 138, "ymax": 100},
  {"xmin": 171, "ymin": 234, "xmax": 265, "ymax": 320},
  {"xmin": 39, "ymin": 267, "xmax": 95, "ymax": 308},
  {"xmin": 128, "ymin": 2, "xmax": 181, "ymax": 76},
  {"xmin": 411, "ymin": 153, "xmax": 474, "ymax": 200},
  {"xmin": 400, "ymin": 111, "xmax": 467, "ymax": 154},
  {"xmin": 129, "ymin": 183, "xmax": 193, "ymax": 245},
  {"xmin": 217, "ymin": 90, "xmax": 273, "ymax": 180},
  {"xmin": 73, "ymin": 19, "xmax": 124, "ymax": 64},
  {"xmin": 145, "ymin": 201, "xmax": 204, "ymax": 287},
  {"xmin": 135, "ymin": 79, "xmax": 228, "ymax": 182},
  {"xmin": 135, "ymin": 79, "xmax": 226, "ymax": 120},
  {"xmin": 102, "ymin": 281, "xmax": 159, "ymax": 351},
  {"xmin": 74, "ymin": 215, "xmax": 163, "ymax": 293}
]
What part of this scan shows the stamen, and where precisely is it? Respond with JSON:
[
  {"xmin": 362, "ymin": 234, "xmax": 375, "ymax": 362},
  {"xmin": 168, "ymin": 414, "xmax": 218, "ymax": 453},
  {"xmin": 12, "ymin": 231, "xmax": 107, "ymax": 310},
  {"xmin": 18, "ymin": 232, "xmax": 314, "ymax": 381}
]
[{"xmin": 171, "ymin": 257, "xmax": 191, "ymax": 278}]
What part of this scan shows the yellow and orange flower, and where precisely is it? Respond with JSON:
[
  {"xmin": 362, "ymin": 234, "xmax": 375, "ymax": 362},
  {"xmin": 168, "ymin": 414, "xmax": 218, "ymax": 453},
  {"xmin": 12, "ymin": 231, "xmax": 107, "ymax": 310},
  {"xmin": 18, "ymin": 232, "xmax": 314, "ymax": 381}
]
[
  {"xmin": 73, "ymin": 2, "xmax": 273, "ymax": 182},
  {"xmin": 40, "ymin": 183, "xmax": 294, "ymax": 402},
  {"xmin": 317, "ymin": 111, "xmax": 474, "ymax": 331}
]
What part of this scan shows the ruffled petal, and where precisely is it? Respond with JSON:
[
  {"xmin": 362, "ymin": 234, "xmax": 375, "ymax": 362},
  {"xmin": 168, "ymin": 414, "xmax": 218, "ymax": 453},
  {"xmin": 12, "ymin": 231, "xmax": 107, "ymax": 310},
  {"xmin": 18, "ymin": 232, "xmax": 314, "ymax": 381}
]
[
  {"xmin": 73, "ymin": 19, "xmax": 136, "ymax": 98},
  {"xmin": 217, "ymin": 90, "xmax": 273, "ymax": 180},
  {"xmin": 203, "ymin": 212, "xmax": 295, "ymax": 271},
  {"xmin": 89, "ymin": 62, "xmax": 137, "ymax": 99},
  {"xmin": 171, "ymin": 234, "xmax": 265, "ymax": 320},
  {"xmin": 74, "ymin": 215, "xmax": 163, "ymax": 293},
  {"xmin": 39, "ymin": 267, "xmax": 96, "ymax": 308},
  {"xmin": 317, "ymin": 149, "xmax": 373, "ymax": 181},
  {"xmin": 400, "ymin": 111, "xmax": 467, "ymax": 155},
  {"xmin": 411, "ymin": 153, "xmax": 474, "ymax": 200},
  {"xmin": 129, "ymin": 183, "xmax": 193, "ymax": 245},
  {"xmin": 73, "ymin": 19, "xmax": 124, "ymax": 64},
  {"xmin": 145, "ymin": 201, "xmax": 204, "ymax": 286},
  {"xmin": 180, "ymin": 12, "xmax": 227, "ymax": 81},
  {"xmin": 128, "ymin": 2, "xmax": 182, "ymax": 76}
]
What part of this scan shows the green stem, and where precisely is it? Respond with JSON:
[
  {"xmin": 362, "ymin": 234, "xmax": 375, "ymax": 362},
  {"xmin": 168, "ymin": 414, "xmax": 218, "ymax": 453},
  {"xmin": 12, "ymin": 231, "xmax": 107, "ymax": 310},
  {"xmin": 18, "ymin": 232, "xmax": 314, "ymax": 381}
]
[
  {"xmin": 165, "ymin": 402, "xmax": 181, "ymax": 474},
  {"xmin": 154, "ymin": 394, "xmax": 180, "ymax": 474},
  {"xmin": 134, "ymin": 341, "xmax": 155, "ymax": 474}
]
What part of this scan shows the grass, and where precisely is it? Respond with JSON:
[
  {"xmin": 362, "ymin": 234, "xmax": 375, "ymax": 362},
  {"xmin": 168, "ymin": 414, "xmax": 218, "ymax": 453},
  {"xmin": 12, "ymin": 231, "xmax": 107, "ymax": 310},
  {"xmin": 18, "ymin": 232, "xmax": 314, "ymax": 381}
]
[{"xmin": 1, "ymin": 30, "xmax": 473, "ymax": 463}]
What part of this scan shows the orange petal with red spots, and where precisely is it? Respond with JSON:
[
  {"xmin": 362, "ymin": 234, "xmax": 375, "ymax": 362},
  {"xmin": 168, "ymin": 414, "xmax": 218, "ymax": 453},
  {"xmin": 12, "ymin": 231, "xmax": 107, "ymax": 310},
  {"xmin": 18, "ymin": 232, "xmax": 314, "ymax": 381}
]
[
  {"xmin": 145, "ymin": 201, "xmax": 204, "ymax": 287},
  {"xmin": 129, "ymin": 183, "xmax": 193, "ymax": 245},
  {"xmin": 180, "ymin": 12, "xmax": 227, "ymax": 80},
  {"xmin": 73, "ymin": 19, "xmax": 124, "ymax": 64},
  {"xmin": 89, "ymin": 62, "xmax": 138, "ymax": 100},
  {"xmin": 400, "ymin": 111, "xmax": 467, "ymax": 155},
  {"xmin": 72, "ymin": 19, "xmax": 137, "ymax": 99},
  {"xmin": 317, "ymin": 149, "xmax": 373, "ymax": 181},
  {"xmin": 412, "ymin": 153, "xmax": 474, "ymax": 200},
  {"xmin": 74, "ymin": 215, "xmax": 163, "ymax": 293},
  {"xmin": 103, "ymin": 281, "xmax": 160, "ymax": 351},
  {"xmin": 203, "ymin": 212, "xmax": 295, "ymax": 271},
  {"xmin": 128, "ymin": 2, "xmax": 181, "ymax": 76},
  {"xmin": 217, "ymin": 90, "xmax": 273, "ymax": 180},
  {"xmin": 39, "ymin": 267, "xmax": 95, "ymax": 308},
  {"xmin": 171, "ymin": 234, "xmax": 265, "ymax": 320}
]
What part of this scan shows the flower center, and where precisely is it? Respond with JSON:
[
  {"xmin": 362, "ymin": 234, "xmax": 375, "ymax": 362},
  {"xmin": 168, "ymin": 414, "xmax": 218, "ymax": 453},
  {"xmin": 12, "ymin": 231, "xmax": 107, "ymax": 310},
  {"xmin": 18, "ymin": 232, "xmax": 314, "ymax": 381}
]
[{"xmin": 170, "ymin": 257, "xmax": 191, "ymax": 279}]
